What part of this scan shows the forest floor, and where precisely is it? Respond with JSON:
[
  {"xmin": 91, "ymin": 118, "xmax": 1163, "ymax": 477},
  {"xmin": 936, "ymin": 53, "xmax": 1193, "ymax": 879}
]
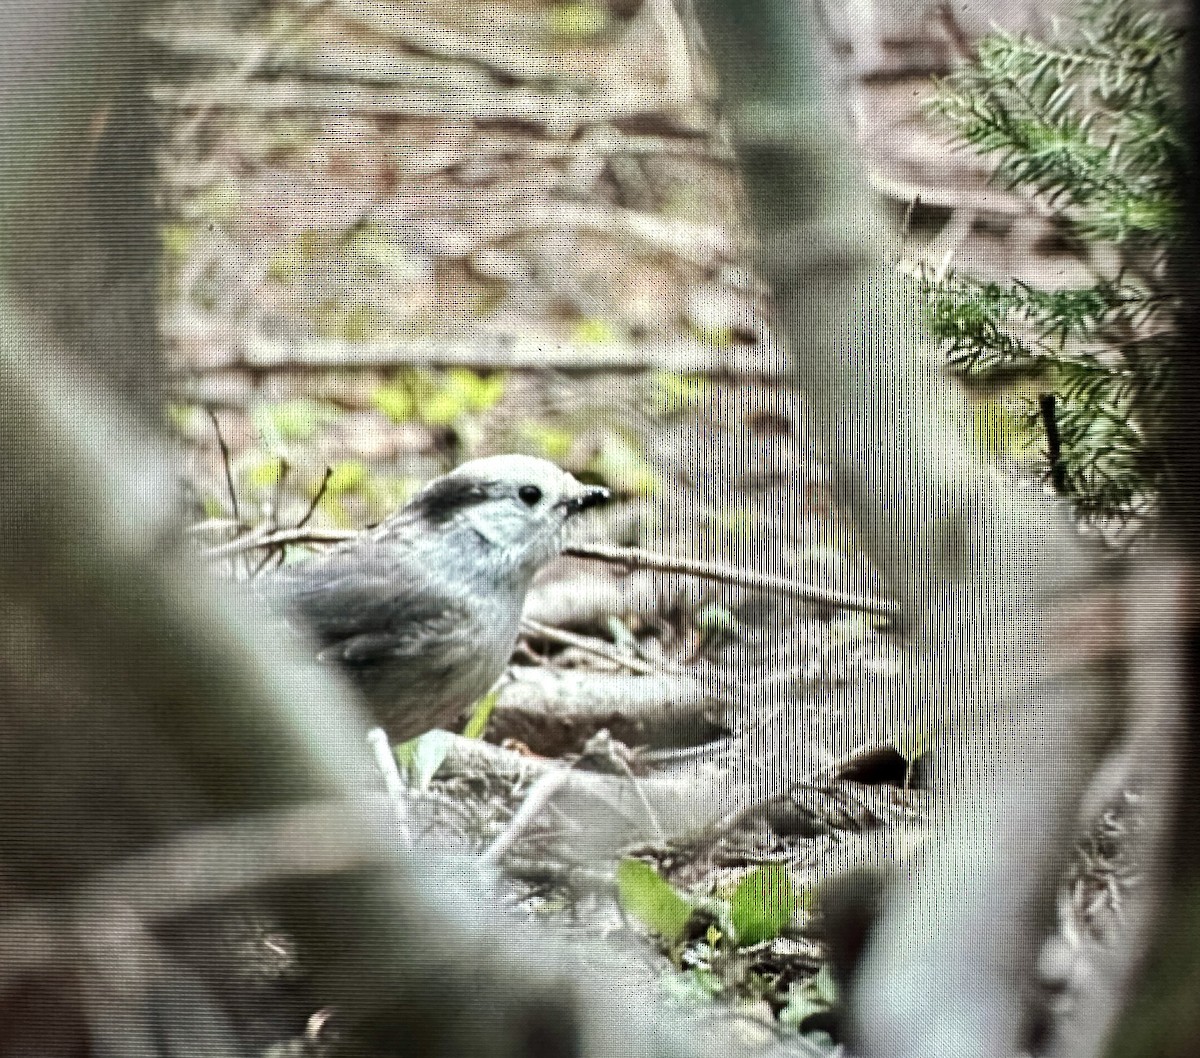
[{"xmin": 157, "ymin": 2, "xmax": 1135, "ymax": 1054}]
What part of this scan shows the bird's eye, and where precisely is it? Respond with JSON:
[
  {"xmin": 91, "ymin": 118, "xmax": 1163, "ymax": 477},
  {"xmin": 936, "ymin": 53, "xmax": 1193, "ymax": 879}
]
[{"xmin": 518, "ymin": 485, "xmax": 543, "ymax": 506}]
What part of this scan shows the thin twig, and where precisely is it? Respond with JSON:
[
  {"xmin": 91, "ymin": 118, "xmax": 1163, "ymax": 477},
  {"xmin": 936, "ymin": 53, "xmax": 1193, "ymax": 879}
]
[
  {"xmin": 206, "ymin": 525, "xmax": 354, "ymax": 559},
  {"xmin": 520, "ymin": 617, "xmax": 686, "ymax": 677},
  {"xmin": 250, "ymin": 547, "xmax": 284, "ymax": 580},
  {"xmin": 297, "ymin": 466, "xmax": 334, "ymax": 530},
  {"xmin": 576, "ymin": 731, "xmax": 666, "ymax": 845},
  {"xmin": 563, "ymin": 542, "xmax": 897, "ymax": 618},
  {"xmin": 479, "ymin": 768, "xmax": 572, "ymax": 868},
  {"xmin": 897, "ymin": 192, "xmax": 921, "ymax": 267},
  {"xmin": 251, "ymin": 458, "xmax": 293, "ymax": 577},
  {"xmin": 206, "ymin": 408, "xmax": 241, "ymax": 527},
  {"xmin": 205, "ymin": 526, "xmax": 894, "ymax": 617},
  {"xmin": 185, "ymin": 517, "xmax": 243, "ymax": 536},
  {"xmin": 934, "ymin": 1, "xmax": 976, "ymax": 64},
  {"xmin": 206, "ymin": 468, "xmax": 340, "ymax": 565},
  {"xmin": 267, "ymin": 458, "xmax": 291, "ymax": 531},
  {"xmin": 161, "ymin": 326, "xmax": 778, "ymax": 376}
]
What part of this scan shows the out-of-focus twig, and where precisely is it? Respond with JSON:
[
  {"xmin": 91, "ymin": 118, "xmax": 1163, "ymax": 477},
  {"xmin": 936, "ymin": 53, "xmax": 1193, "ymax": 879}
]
[
  {"xmin": 520, "ymin": 617, "xmax": 687, "ymax": 676},
  {"xmin": 206, "ymin": 528, "xmax": 893, "ymax": 620},
  {"xmin": 206, "ymin": 408, "xmax": 241, "ymax": 528},
  {"xmin": 297, "ymin": 466, "xmax": 334, "ymax": 530},
  {"xmin": 206, "ymin": 525, "xmax": 354, "ymax": 558},
  {"xmin": 565, "ymin": 542, "xmax": 896, "ymax": 617}
]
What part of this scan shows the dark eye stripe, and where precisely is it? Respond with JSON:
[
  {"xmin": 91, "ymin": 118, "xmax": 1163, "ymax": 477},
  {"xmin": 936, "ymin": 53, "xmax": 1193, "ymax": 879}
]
[{"xmin": 410, "ymin": 477, "xmax": 489, "ymax": 524}]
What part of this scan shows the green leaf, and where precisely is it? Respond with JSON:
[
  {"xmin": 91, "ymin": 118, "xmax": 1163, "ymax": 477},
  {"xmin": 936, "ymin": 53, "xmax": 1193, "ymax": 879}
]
[
  {"xmin": 265, "ymin": 244, "xmax": 308, "ymax": 284},
  {"xmin": 971, "ymin": 396, "xmax": 1036, "ymax": 461},
  {"xmin": 421, "ymin": 388, "xmax": 469, "ymax": 426},
  {"xmin": 520, "ymin": 421, "xmax": 575, "ymax": 461},
  {"xmin": 165, "ymin": 402, "xmax": 196, "ymax": 433},
  {"xmin": 616, "ymin": 859, "xmax": 694, "ymax": 943},
  {"xmin": 325, "ymin": 459, "xmax": 368, "ymax": 495},
  {"xmin": 780, "ymin": 966, "xmax": 839, "ymax": 1030},
  {"xmin": 894, "ymin": 726, "xmax": 933, "ymax": 770},
  {"xmin": 160, "ymin": 223, "xmax": 195, "ymax": 264},
  {"xmin": 828, "ymin": 612, "xmax": 871, "ymax": 647},
  {"xmin": 372, "ymin": 381, "xmax": 415, "ymax": 423},
  {"xmin": 572, "ymin": 317, "xmax": 620, "ymax": 344},
  {"xmin": 545, "ymin": 2, "xmax": 610, "ymax": 41},
  {"xmin": 688, "ymin": 324, "xmax": 735, "ymax": 349},
  {"xmin": 604, "ymin": 616, "xmax": 638, "ymax": 651},
  {"xmin": 395, "ymin": 729, "xmax": 455, "ymax": 792},
  {"xmin": 696, "ymin": 605, "xmax": 740, "ymax": 640},
  {"xmin": 589, "ymin": 431, "xmax": 658, "ymax": 496},
  {"xmin": 652, "ymin": 372, "xmax": 710, "ymax": 415},
  {"xmin": 730, "ymin": 865, "xmax": 796, "ymax": 945},
  {"xmin": 252, "ymin": 399, "xmax": 337, "ymax": 445},
  {"xmin": 244, "ymin": 453, "xmax": 286, "ymax": 490},
  {"xmin": 360, "ymin": 474, "xmax": 420, "ymax": 520},
  {"xmin": 444, "ymin": 368, "xmax": 506, "ymax": 412},
  {"xmin": 462, "ymin": 690, "xmax": 499, "ymax": 740}
]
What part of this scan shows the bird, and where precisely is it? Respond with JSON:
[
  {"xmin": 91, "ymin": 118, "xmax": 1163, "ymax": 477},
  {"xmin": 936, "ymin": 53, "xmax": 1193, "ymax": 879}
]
[{"xmin": 259, "ymin": 454, "xmax": 610, "ymax": 742}]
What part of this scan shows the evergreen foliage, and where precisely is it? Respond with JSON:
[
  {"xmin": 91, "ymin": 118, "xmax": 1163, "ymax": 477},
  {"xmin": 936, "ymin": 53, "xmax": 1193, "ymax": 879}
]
[{"xmin": 923, "ymin": 0, "xmax": 1183, "ymax": 526}]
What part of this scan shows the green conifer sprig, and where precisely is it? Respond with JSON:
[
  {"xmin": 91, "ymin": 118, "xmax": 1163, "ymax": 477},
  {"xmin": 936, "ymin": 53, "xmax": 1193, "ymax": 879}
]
[
  {"xmin": 930, "ymin": 1, "xmax": 1183, "ymax": 240},
  {"xmin": 923, "ymin": 0, "xmax": 1182, "ymax": 529}
]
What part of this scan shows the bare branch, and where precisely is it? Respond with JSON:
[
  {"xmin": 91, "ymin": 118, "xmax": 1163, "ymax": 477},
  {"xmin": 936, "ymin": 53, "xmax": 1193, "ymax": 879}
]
[
  {"xmin": 206, "ymin": 408, "xmax": 241, "ymax": 527},
  {"xmin": 520, "ymin": 617, "xmax": 688, "ymax": 677},
  {"xmin": 565, "ymin": 542, "xmax": 896, "ymax": 618},
  {"xmin": 297, "ymin": 466, "xmax": 334, "ymax": 530},
  {"xmin": 205, "ymin": 525, "xmax": 354, "ymax": 559}
]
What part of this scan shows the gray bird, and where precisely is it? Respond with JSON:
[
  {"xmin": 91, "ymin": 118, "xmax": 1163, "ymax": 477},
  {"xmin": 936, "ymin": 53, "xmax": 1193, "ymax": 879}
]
[{"xmin": 260, "ymin": 455, "xmax": 610, "ymax": 742}]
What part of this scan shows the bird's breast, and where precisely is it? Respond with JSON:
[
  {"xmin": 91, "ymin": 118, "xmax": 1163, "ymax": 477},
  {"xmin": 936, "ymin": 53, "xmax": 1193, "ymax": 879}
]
[{"xmin": 360, "ymin": 592, "xmax": 523, "ymax": 741}]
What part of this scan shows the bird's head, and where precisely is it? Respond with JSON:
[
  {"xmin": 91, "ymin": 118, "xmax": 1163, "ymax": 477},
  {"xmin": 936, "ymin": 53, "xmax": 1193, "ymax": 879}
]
[{"xmin": 391, "ymin": 454, "xmax": 610, "ymax": 581}]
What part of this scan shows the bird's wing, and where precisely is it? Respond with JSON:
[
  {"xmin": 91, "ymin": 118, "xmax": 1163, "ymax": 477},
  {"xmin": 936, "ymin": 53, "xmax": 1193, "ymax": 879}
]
[{"xmin": 258, "ymin": 544, "xmax": 467, "ymax": 668}]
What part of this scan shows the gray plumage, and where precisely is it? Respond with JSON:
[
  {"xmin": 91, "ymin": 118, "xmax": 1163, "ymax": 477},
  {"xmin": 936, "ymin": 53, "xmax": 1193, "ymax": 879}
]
[{"xmin": 259, "ymin": 455, "xmax": 609, "ymax": 741}]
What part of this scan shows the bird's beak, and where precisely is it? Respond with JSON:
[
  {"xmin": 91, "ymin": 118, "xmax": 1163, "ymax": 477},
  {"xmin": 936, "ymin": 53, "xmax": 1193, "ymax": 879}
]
[{"xmin": 561, "ymin": 485, "xmax": 611, "ymax": 516}]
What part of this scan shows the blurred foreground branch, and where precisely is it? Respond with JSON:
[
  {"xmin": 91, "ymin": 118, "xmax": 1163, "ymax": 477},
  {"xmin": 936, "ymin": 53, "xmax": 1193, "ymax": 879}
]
[
  {"xmin": 688, "ymin": 1, "xmax": 1180, "ymax": 1056},
  {"xmin": 0, "ymin": 3, "xmax": 791, "ymax": 1056}
]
